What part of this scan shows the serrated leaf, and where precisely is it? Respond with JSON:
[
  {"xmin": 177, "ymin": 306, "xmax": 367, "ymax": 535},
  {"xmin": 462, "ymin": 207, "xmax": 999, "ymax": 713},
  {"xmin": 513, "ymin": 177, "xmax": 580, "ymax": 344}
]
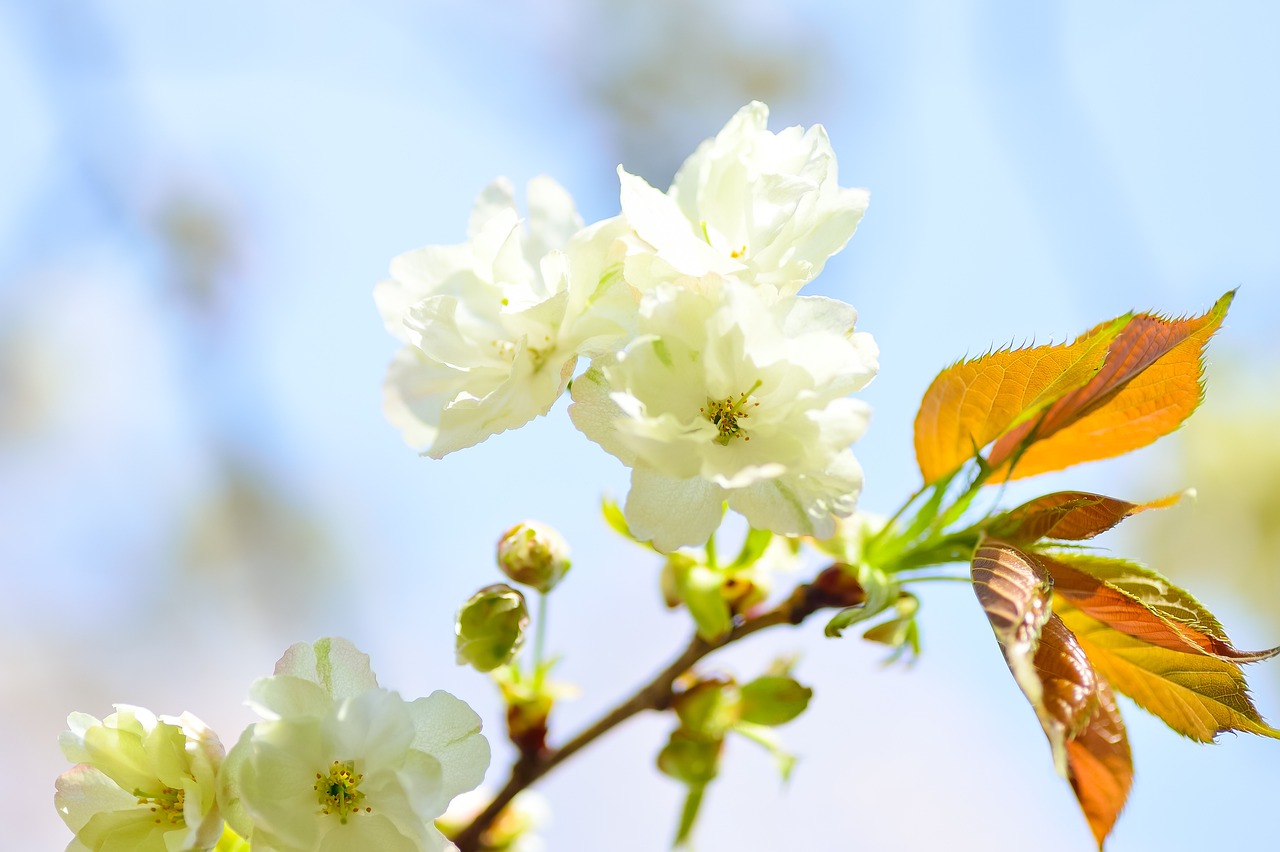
[
  {"xmin": 989, "ymin": 491, "xmax": 1182, "ymax": 544},
  {"xmin": 1065, "ymin": 679, "xmax": 1133, "ymax": 851},
  {"xmin": 1055, "ymin": 597, "xmax": 1280, "ymax": 742},
  {"xmin": 972, "ymin": 540, "xmax": 1078, "ymax": 772},
  {"xmin": 1044, "ymin": 552, "xmax": 1280, "ymax": 663},
  {"xmin": 913, "ymin": 317, "xmax": 1126, "ymax": 484},
  {"xmin": 989, "ymin": 291, "xmax": 1233, "ymax": 480}
]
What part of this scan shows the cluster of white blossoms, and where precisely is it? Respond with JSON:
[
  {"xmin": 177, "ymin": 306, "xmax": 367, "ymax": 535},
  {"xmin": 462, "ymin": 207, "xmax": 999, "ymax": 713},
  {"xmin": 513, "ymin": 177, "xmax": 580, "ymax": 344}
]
[
  {"xmin": 378, "ymin": 102, "xmax": 878, "ymax": 551},
  {"xmin": 55, "ymin": 639, "xmax": 489, "ymax": 852}
]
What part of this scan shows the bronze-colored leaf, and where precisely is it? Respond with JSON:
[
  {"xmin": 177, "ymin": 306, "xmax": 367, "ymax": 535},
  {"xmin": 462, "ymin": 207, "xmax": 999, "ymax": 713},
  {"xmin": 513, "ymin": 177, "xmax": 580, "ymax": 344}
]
[
  {"xmin": 1045, "ymin": 552, "xmax": 1280, "ymax": 663},
  {"xmin": 1033, "ymin": 613, "xmax": 1101, "ymax": 750},
  {"xmin": 1065, "ymin": 679, "xmax": 1133, "ymax": 850},
  {"xmin": 972, "ymin": 540, "xmax": 1071, "ymax": 771},
  {"xmin": 975, "ymin": 542, "xmax": 1137, "ymax": 850},
  {"xmin": 989, "ymin": 491, "xmax": 1181, "ymax": 544},
  {"xmin": 988, "ymin": 292, "xmax": 1233, "ymax": 480},
  {"xmin": 1056, "ymin": 597, "xmax": 1280, "ymax": 742}
]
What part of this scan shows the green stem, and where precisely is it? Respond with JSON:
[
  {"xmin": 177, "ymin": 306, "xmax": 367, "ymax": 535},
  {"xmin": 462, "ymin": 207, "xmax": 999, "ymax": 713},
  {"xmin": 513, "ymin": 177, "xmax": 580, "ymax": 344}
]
[
  {"xmin": 674, "ymin": 785, "xmax": 706, "ymax": 846},
  {"xmin": 531, "ymin": 591, "xmax": 549, "ymax": 692},
  {"xmin": 863, "ymin": 481, "xmax": 932, "ymax": 554}
]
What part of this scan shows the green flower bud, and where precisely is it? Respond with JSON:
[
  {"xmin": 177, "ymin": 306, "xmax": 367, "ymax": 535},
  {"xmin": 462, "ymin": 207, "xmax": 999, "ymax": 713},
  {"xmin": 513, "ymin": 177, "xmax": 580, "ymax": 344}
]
[
  {"xmin": 657, "ymin": 728, "xmax": 722, "ymax": 787},
  {"xmin": 673, "ymin": 678, "xmax": 739, "ymax": 738},
  {"xmin": 738, "ymin": 675, "xmax": 813, "ymax": 726},
  {"xmin": 496, "ymin": 521, "xmax": 571, "ymax": 593},
  {"xmin": 455, "ymin": 583, "xmax": 529, "ymax": 672}
]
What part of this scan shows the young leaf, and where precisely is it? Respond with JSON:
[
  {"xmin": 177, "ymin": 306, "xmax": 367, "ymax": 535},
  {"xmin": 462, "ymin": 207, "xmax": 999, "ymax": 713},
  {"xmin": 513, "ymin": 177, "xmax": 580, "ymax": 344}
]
[
  {"xmin": 974, "ymin": 543, "xmax": 1135, "ymax": 850},
  {"xmin": 1055, "ymin": 597, "xmax": 1280, "ymax": 742},
  {"xmin": 988, "ymin": 491, "xmax": 1182, "ymax": 544},
  {"xmin": 1064, "ymin": 679, "xmax": 1133, "ymax": 851},
  {"xmin": 913, "ymin": 317, "xmax": 1126, "ymax": 484},
  {"xmin": 1044, "ymin": 552, "xmax": 1280, "ymax": 663},
  {"xmin": 971, "ymin": 540, "xmax": 1067, "ymax": 771},
  {"xmin": 988, "ymin": 291, "xmax": 1233, "ymax": 480},
  {"xmin": 824, "ymin": 563, "xmax": 898, "ymax": 637}
]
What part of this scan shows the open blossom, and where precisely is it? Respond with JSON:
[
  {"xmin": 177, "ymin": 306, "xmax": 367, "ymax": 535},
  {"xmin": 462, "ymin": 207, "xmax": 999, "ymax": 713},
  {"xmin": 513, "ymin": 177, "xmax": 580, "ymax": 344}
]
[
  {"xmin": 220, "ymin": 638, "xmax": 489, "ymax": 852},
  {"xmin": 618, "ymin": 101, "xmax": 869, "ymax": 296},
  {"xmin": 376, "ymin": 177, "xmax": 632, "ymax": 458},
  {"xmin": 55, "ymin": 705, "xmax": 224, "ymax": 852},
  {"xmin": 569, "ymin": 277, "xmax": 878, "ymax": 551}
]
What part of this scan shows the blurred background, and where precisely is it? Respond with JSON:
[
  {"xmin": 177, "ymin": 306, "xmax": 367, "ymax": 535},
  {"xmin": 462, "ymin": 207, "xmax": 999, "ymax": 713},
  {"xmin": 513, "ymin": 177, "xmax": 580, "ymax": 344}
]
[{"xmin": 3, "ymin": 1, "xmax": 1278, "ymax": 849}]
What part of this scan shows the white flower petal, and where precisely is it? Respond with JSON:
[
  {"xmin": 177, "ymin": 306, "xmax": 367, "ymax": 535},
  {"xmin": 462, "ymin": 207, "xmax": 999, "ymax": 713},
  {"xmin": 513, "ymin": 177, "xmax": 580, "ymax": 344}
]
[
  {"xmin": 274, "ymin": 637, "xmax": 379, "ymax": 701},
  {"xmin": 408, "ymin": 691, "xmax": 490, "ymax": 803},
  {"xmin": 625, "ymin": 467, "xmax": 727, "ymax": 552}
]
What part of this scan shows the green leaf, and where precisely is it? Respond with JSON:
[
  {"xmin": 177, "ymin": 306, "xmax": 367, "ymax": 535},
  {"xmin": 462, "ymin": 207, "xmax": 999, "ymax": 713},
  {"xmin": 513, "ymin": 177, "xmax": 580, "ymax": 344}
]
[
  {"xmin": 730, "ymin": 526, "xmax": 774, "ymax": 569},
  {"xmin": 862, "ymin": 592, "xmax": 922, "ymax": 663},
  {"xmin": 601, "ymin": 496, "xmax": 637, "ymax": 541},
  {"xmin": 738, "ymin": 676, "xmax": 813, "ymax": 727},
  {"xmin": 731, "ymin": 721, "xmax": 798, "ymax": 783},
  {"xmin": 824, "ymin": 563, "xmax": 898, "ymax": 637},
  {"xmin": 673, "ymin": 561, "xmax": 733, "ymax": 641}
]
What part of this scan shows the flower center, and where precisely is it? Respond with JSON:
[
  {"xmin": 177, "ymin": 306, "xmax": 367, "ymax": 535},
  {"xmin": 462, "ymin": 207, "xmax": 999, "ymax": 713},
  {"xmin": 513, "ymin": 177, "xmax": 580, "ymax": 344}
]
[
  {"xmin": 315, "ymin": 760, "xmax": 372, "ymax": 823},
  {"xmin": 134, "ymin": 786, "xmax": 185, "ymax": 826},
  {"xmin": 701, "ymin": 383, "xmax": 762, "ymax": 445},
  {"xmin": 489, "ymin": 337, "xmax": 554, "ymax": 370}
]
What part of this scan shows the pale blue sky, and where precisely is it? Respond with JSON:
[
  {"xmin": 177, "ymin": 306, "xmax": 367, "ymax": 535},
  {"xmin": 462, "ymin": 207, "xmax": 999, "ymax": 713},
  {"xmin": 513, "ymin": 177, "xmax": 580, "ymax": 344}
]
[{"xmin": 3, "ymin": 2, "xmax": 1278, "ymax": 849}]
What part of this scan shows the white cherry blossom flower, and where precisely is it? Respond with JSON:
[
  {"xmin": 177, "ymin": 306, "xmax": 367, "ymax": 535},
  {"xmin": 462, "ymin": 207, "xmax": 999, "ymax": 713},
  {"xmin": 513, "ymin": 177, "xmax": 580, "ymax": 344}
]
[
  {"xmin": 618, "ymin": 101, "xmax": 869, "ymax": 296},
  {"xmin": 220, "ymin": 638, "xmax": 489, "ymax": 852},
  {"xmin": 569, "ymin": 277, "xmax": 878, "ymax": 551},
  {"xmin": 55, "ymin": 705, "xmax": 225, "ymax": 852},
  {"xmin": 376, "ymin": 178, "xmax": 631, "ymax": 458}
]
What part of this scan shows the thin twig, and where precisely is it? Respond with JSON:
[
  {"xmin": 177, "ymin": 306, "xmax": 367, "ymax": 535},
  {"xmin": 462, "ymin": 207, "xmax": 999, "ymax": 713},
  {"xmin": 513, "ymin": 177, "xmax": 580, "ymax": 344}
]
[{"xmin": 451, "ymin": 593, "xmax": 817, "ymax": 851}]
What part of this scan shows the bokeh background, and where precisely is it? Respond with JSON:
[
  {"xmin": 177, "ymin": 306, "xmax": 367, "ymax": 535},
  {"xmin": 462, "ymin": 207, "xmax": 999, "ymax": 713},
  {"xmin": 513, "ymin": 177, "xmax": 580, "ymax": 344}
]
[{"xmin": 4, "ymin": 1, "xmax": 1279, "ymax": 849}]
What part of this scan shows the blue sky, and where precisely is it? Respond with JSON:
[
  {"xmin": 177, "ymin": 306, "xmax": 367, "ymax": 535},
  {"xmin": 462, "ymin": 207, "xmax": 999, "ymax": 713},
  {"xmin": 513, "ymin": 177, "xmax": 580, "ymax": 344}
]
[{"xmin": 3, "ymin": 2, "xmax": 1278, "ymax": 849}]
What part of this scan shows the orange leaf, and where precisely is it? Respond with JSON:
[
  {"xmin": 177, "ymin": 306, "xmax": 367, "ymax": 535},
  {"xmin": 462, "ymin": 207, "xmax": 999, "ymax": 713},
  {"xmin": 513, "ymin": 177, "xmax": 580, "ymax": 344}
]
[
  {"xmin": 1055, "ymin": 597, "xmax": 1280, "ymax": 742},
  {"xmin": 972, "ymin": 541, "xmax": 1134, "ymax": 848},
  {"xmin": 1045, "ymin": 552, "xmax": 1280, "ymax": 663},
  {"xmin": 913, "ymin": 317, "xmax": 1126, "ymax": 484},
  {"xmin": 989, "ymin": 291, "xmax": 1233, "ymax": 480},
  {"xmin": 1065, "ymin": 679, "xmax": 1133, "ymax": 851},
  {"xmin": 988, "ymin": 491, "xmax": 1182, "ymax": 544}
]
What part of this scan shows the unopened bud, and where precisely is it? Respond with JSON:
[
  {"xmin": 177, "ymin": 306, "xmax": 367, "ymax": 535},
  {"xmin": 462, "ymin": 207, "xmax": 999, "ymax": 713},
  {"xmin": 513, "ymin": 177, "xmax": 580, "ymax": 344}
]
[
  {"xmin": 738, "ymin": 675, "xmax": 812, "ymax": 727},
  {"xmin": 496, "ymin": 521, "xmax": 571, "ymax": 594},
  {"xmin": 455, "ymin": 584, "xmax": 529, "ymax": 672}
]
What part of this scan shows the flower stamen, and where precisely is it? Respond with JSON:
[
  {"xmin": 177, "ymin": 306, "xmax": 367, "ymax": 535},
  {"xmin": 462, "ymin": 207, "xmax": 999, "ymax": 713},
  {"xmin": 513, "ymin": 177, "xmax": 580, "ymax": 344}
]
[
  {"xmin": 701, "ymin": 382, "xmax": 762, "ymax": 445},
  {"xmin": 134, "ymin": 786, "xmax": 185, "ymax": 826},
  {"xmin": 315, "ymin": 760, "xmax": 372, "ymax": 823}
]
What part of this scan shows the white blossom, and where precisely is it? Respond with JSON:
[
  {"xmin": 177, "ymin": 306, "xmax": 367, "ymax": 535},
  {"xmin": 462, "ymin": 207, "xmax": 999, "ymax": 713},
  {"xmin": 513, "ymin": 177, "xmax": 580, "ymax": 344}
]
[
  {"xmin": 220, "ymin": 638, "xmax": 489, "ymax": 852},
  {"xmin": 618, "ymin": 101, "xmax": 869, "ymax": 296},
  {"xmin": 376, "ymin": 178, "xmax": 631, "ymax": 457},
  {"xmin": 569, "ymin": 277, "xmax": 878, "ymax": 551},
  {"xmin": 55, "ymin": 706, "xmax": 225, "ymax": 852}
]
